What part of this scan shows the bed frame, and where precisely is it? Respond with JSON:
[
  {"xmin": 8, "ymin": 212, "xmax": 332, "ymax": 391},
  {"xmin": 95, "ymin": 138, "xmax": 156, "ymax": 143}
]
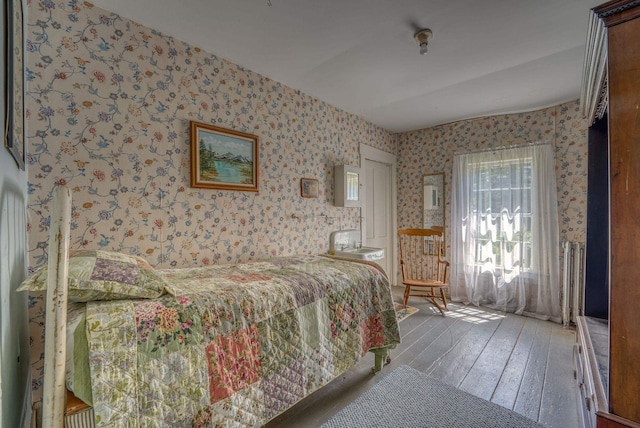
[
  {"xmin": 39, "ymin": 186, "xmax": 394, "ymax": 427},
  {"xmin": 42, "ymin": 186, "xmax": 72, "ymax": 428}
]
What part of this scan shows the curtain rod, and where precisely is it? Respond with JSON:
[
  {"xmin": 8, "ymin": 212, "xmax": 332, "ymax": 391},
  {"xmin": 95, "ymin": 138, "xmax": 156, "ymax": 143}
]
[{"xmin": 453, "ymin": 141, "xmax": 552, "ymax": 156}]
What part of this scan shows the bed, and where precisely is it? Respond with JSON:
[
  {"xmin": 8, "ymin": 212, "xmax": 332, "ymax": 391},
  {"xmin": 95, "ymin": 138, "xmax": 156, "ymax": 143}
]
[{"xmin": 23, "ymin": 187, "xmax": 400, "ymax": 427}]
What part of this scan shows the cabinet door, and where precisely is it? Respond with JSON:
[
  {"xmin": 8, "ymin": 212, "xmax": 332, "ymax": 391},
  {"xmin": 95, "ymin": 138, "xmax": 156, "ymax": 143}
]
[
  {"xmin": 607, "ymin": 12, "xmax": 640, "ymax": 423},
  {"xmin": 334, "ymin": 165, "xmax": 362, "ymax": 207}
]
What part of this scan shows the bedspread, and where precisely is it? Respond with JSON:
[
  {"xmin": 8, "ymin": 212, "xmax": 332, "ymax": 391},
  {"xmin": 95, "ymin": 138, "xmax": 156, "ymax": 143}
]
[{"xmin": 83, "ymin": 255, "xmax": 400, "ymax": 427}]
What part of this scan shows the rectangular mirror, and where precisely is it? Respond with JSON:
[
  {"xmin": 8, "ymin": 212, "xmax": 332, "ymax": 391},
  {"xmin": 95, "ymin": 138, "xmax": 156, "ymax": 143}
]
[
  {"xmin": 423, "ymin": 172, "xmax": 445, "ymax": 255},
  {"xmin": 346, "ymin": 171, "xmax": 359, "ymax": 201}
]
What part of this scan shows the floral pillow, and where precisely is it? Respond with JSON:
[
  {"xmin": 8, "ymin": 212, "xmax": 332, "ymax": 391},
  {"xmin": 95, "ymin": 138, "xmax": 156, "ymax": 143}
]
[{"xmin": 18, "ymin": 250, "xmax": 167, "ymax": 302}]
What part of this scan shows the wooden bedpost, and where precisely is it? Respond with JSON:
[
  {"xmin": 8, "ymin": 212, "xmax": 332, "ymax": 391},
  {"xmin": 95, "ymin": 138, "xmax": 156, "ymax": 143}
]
[
  {"xmin": 370, "ymin": 346, "xmax": 393, "ymax": 373},
  {"xmin": 42, "ymin": 186, "xmax": 72, "ymax": 428}
]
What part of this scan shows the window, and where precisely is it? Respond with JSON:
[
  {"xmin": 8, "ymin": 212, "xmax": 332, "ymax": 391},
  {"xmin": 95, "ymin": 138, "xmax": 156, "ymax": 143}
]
[
  {"xmin": 450, "ymin": 144, "xmax": 561, "ymax": 321},
  {"xmin": 471, "ymin": 160, "xmax": 532, "ymax": 271}
]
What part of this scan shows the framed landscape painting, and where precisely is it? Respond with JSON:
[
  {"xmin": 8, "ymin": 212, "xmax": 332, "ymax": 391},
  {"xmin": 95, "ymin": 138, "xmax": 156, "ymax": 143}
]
[{"xmin": 190, "ymin": 121, "xmax": 259, "ymax": 192}]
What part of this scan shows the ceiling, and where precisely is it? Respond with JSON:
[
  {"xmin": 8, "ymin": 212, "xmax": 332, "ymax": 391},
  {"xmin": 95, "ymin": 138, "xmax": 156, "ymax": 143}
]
[{"xmin": 88, "ymin": 0, "xmax": 601, "ymax": 133}]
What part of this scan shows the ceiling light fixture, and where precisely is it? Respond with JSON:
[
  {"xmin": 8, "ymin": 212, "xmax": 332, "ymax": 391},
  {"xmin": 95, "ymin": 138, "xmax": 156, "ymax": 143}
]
[{"xmin": 414, "ymin": 28, "xmax": 433, "ymax": 56}]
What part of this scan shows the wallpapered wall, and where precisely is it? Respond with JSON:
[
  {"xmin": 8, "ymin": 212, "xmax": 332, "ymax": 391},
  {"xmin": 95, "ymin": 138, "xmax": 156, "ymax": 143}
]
[
  {"xmin": 24, "ymin": 1, "xmax": 395, "ymax": 400},
  {"xmin": 24, "ymin": 0, "xmax": 588, "ymax": 404},
  {"xmin": 397, "ymin": 100, "xmax": 588, "ymax": 258}
]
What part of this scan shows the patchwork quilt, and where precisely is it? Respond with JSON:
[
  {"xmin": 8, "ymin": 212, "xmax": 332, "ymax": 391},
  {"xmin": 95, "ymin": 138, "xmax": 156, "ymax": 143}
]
[{"xmin": 81, "ymin": 255, "xmax": 400, "ymax": 427}]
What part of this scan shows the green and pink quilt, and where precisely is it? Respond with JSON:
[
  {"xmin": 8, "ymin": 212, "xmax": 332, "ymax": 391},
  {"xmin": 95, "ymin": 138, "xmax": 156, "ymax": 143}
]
[{"xmin": 79, "ymin": 255, "xmax": 399, "ymax": 426}]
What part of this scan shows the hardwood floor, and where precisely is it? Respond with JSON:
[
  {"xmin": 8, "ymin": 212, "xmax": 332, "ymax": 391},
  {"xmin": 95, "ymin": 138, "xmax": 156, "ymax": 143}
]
[{"xmin": 265, "ymin": 286, "xmax": 581, "ymax": 427}]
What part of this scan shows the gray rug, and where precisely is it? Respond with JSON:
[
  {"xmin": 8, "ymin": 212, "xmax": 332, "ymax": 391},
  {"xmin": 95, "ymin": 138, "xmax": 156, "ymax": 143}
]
[{"xmin": 320, "ymin": 365, "xmax": 544, "ymax": 428}]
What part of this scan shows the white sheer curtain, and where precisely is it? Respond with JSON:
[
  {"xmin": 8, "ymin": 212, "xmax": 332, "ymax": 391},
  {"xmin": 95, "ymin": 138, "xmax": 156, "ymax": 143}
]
[{"xmin": 450, "ymin": 144, "xmax": 561, "ymax": 322}]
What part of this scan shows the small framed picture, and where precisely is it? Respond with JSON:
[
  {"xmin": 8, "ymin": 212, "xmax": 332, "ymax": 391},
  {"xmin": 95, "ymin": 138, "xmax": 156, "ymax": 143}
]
[
  {"xmin": 300, "ymin": 178, "xmax": 319, "ymax": 198},
  {"xmin": 190, "ymin": 121, "xmax": 259, "ymax": 192}
]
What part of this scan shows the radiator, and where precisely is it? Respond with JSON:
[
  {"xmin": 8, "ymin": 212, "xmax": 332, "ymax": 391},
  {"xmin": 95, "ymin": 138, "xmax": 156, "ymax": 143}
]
[{"xmin": 562, "ymin": 241, "xmax": 585, "ymax": 327}]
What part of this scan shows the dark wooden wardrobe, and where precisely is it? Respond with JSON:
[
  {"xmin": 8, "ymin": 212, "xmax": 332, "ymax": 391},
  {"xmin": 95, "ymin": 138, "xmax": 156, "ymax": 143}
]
[{"xmin": 578, "ymin": 1, "xmax": 640, "ymax": 427}]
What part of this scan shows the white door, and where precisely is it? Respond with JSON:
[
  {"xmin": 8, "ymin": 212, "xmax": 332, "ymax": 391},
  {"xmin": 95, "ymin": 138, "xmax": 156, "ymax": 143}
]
[
  {"xmin": 364, "ymin": 159, "xmax": 392, "ymax": 276},
  {"xmin": 364, "ymin": 159, "xmax": 392, "ymax": 274},
  {"xmin": 361, "ymin": 144, "xmax": 397, "ymax": 283}
]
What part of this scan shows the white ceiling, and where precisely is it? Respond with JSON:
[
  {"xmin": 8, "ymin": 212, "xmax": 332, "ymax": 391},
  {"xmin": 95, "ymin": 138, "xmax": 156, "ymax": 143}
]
[{"xmin": 89, "ymin": 0, "xmax": 601, "ymax": 132}]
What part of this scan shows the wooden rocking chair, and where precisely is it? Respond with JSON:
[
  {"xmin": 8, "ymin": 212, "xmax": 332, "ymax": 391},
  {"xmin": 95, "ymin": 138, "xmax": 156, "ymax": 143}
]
[{"xmin": 398, "ymin": 228, "xmax": 450, "ymax": 315}]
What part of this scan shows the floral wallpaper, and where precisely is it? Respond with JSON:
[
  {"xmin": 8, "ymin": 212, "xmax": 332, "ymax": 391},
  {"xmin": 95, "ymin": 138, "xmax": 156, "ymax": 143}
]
[
  {"xmin": 397, "ymin": 100, "xmax": 589, "ymax": 259},
  {"xmin": 24, "ymin": 0, "xmax": 395, "ymax": 401}
]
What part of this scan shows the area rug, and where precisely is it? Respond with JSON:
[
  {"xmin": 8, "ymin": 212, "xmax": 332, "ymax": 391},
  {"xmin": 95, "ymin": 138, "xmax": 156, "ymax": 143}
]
[
  {"xmin": 320, "ymin": 365, "xmax": 543, "ymax": 428},
  {"xmin": 394, "ymin": 302, "xmax": 419, "ymax": 322}
]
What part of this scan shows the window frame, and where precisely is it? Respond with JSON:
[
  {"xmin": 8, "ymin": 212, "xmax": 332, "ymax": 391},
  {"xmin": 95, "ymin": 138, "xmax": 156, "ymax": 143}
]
[{"xmin": 469, "ymin": 157, "xmax": 534, "ymax": 272}]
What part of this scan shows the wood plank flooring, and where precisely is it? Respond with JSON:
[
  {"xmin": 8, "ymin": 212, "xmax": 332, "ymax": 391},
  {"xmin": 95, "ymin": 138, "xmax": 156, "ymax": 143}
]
[{"xmin": 265, "ymin": 286, "xmax": 581, "ymax": 428}]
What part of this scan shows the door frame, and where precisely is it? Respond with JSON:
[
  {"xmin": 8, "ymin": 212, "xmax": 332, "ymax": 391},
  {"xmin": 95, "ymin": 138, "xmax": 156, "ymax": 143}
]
[{"xmin": 360, "ymin": 144, "xmax": 398, "ymax": 286}]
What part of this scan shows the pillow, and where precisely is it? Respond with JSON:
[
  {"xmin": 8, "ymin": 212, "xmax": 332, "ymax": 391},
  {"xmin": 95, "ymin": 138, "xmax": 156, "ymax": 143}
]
[{"xmin": 18, "ymin": 250, "xmax": 167, "ymax": 302}]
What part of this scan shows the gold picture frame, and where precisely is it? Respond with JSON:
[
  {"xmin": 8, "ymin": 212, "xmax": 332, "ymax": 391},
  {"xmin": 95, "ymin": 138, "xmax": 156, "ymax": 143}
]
[
  {"xmin": 4, "ymin": 0, "xmax": 25, "ymax": 170},
  {"xmin": 190, "ymin": 121, "xmax": 259, "ymax": 192},
  {"xmin": 300, "ymin": 178, "xmax": 319, "ymax": 198}
]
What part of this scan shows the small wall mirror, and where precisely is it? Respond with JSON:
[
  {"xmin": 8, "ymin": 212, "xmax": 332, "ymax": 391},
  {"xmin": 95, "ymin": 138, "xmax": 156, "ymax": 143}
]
[
  {"xmin": 423, "ymin": 172, "xmax": 445, "ymax": 255},
  {"xmin": 346, "ymin": 171, "xmax": 359, "ymax": 202}
]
